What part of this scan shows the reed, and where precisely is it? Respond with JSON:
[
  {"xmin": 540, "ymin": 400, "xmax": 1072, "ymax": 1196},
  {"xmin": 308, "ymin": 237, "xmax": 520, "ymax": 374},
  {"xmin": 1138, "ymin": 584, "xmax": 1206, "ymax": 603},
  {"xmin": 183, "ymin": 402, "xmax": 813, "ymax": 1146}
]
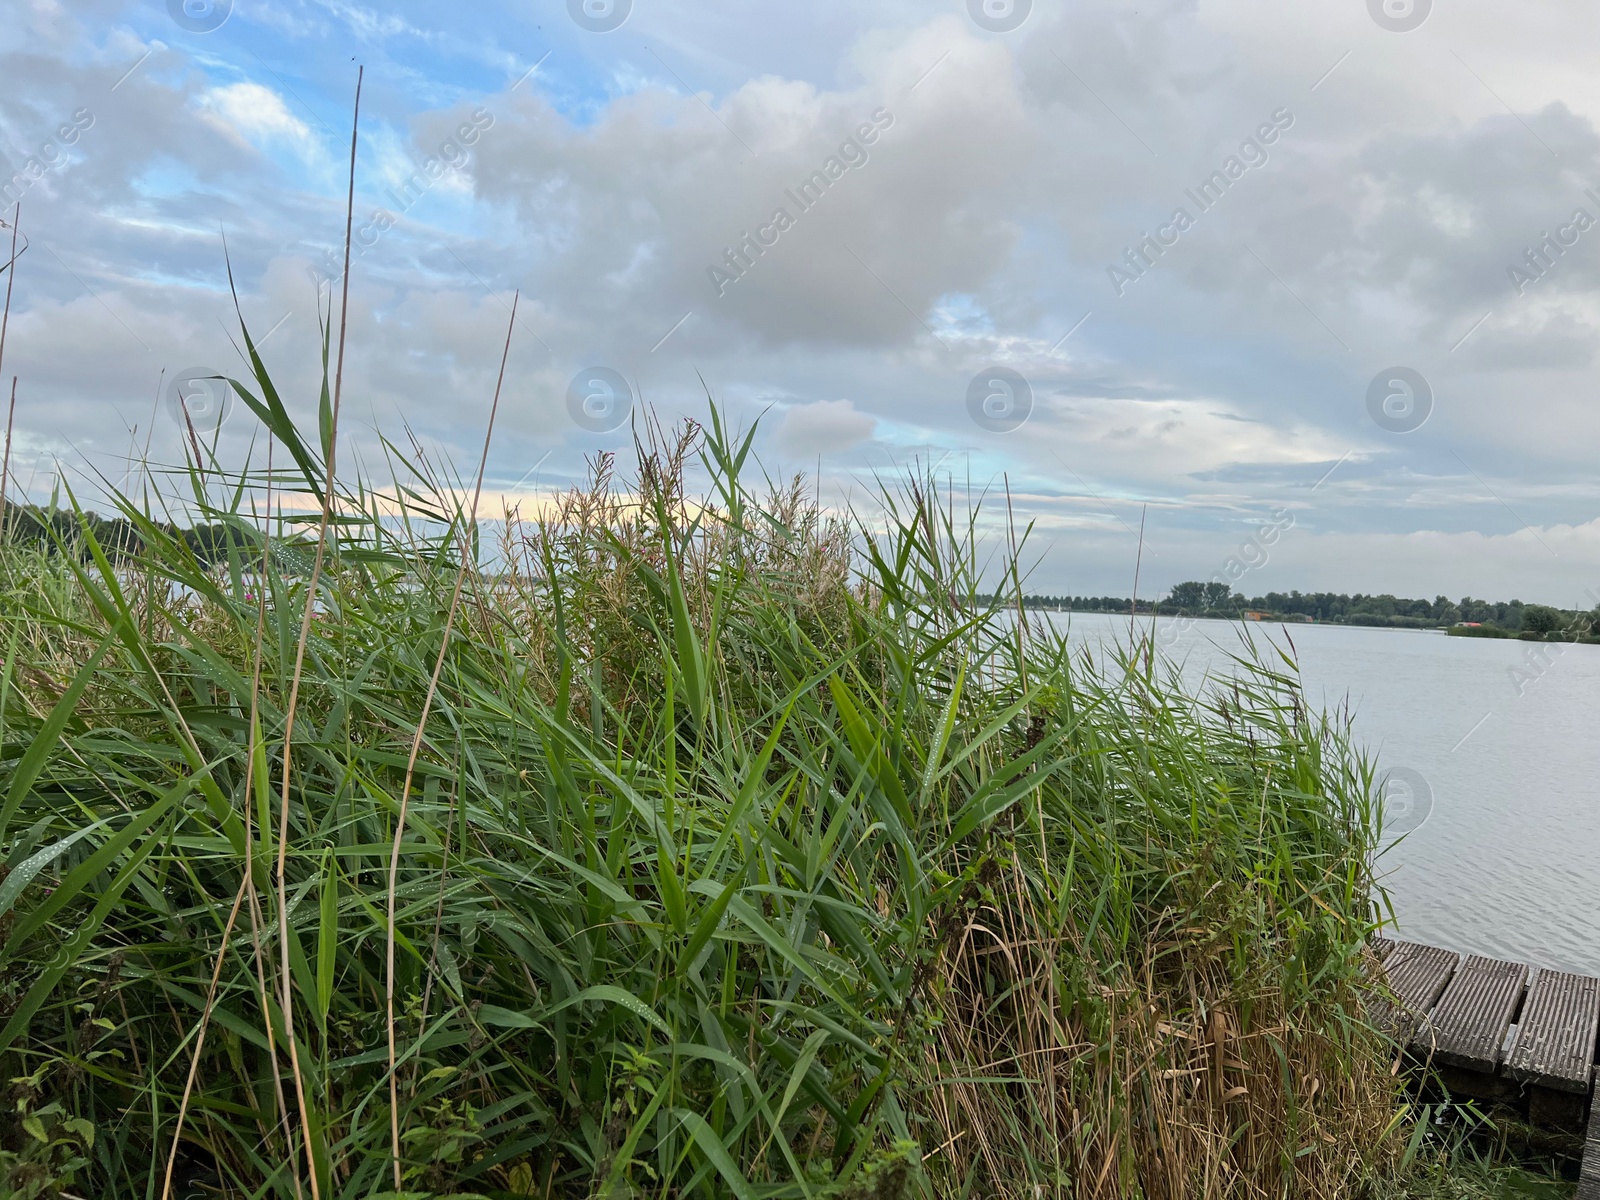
[{"xmin": 0, "ymin": 332, "xmax": 1407, "ymax": 1197}]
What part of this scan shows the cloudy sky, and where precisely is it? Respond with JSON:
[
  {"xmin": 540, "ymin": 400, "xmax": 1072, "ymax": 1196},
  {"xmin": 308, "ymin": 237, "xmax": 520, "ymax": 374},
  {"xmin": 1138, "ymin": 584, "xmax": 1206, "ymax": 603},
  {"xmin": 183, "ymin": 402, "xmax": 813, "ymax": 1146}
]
[{"xmin": 3, "ymin": 0, "xmax": 1600, "ymax": 603}]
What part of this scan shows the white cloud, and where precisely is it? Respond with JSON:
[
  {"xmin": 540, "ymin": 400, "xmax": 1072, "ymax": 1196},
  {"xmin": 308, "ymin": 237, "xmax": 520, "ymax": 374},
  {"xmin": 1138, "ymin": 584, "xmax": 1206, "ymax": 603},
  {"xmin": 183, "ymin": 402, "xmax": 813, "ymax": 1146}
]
[{"xmin": 198, "ymin": 82, "xmax": 315, "ymax": 155}]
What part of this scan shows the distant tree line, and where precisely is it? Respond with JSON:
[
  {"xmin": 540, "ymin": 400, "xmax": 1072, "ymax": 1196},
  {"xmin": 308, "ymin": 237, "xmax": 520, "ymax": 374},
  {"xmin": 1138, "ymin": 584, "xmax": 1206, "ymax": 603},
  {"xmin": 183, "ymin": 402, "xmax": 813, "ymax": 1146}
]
[
  {"xmin": 1017, "ymin": 583, "xmax": 1600, "ymax": 637},
  {"xmin": 0, "ymin": 501, "xmax": 256, "ymax": 567}
]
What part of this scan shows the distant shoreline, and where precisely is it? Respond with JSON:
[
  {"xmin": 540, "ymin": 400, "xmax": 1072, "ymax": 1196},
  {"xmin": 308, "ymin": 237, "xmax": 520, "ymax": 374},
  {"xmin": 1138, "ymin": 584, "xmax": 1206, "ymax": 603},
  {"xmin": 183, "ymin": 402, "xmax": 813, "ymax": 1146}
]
[
  {"xmin": 1010, "ymin": 601, "xmax": 1600, "ymax": 644},
  {"xmin": 1003, "ymin": 587, "xmax": 1598, "ymax": 642}
]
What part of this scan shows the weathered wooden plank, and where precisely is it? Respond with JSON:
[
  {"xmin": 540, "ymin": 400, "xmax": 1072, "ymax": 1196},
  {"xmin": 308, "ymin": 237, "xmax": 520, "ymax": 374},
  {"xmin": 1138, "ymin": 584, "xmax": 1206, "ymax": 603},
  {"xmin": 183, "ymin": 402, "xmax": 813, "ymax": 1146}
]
[
  {"xmin": 1413, "ymin": 955, "xmax": 1526, "ymax": 1071},
  {"xmin": 1370, "ymin": 935, "xmax": 1395, "ymax": 963},
  {"xmin": 1575, "ymin": 1118, "xmax": 1600, "ymax": 1200},
  {"xmin": 1370, "ymin": 941, "xmax": 1459, "ymax": 1044},
  {"xmin": 1506, "ymin": 968, "xmax": 1600, "ymax": 1094}
]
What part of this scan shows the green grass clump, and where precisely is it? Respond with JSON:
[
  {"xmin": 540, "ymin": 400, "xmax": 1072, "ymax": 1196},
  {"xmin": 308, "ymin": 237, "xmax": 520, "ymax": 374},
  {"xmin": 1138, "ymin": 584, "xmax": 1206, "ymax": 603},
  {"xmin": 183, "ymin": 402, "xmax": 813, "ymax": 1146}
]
[
  {"xmin": 0, "ymin": 332, "xmax": 1408, "ymax": 1198},
  {"xmin": 1373, "ymin": 1152, "xmax": 1573, "ymax": 1199}
]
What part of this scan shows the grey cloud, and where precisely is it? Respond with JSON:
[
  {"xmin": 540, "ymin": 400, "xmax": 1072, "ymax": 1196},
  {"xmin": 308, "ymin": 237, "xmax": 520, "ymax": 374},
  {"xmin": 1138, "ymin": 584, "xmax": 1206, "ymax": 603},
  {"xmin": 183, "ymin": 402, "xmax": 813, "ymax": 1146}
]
[
  {"xmin": 456, "ymin": 21, "xmax": 1033, "ymax": 352},
  {"xmin": 773, "ymin": 398, "xmax": 876, "ymax": 457}
]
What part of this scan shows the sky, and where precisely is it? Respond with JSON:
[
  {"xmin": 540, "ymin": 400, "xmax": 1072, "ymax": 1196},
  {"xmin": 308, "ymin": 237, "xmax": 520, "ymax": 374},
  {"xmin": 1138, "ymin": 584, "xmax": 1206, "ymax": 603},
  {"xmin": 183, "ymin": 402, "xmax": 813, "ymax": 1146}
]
[{"xmin": 3, "ymin": 0, "xmax": 1600, "ymax": 604}]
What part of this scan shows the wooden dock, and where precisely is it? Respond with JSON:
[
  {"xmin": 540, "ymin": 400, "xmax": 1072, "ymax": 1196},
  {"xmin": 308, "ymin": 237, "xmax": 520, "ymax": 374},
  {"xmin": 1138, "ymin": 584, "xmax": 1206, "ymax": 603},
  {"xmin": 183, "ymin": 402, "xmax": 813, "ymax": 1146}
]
[{"xmin": 1371, "ymin": 937, "xmax": 1600, "ymax": 1195}]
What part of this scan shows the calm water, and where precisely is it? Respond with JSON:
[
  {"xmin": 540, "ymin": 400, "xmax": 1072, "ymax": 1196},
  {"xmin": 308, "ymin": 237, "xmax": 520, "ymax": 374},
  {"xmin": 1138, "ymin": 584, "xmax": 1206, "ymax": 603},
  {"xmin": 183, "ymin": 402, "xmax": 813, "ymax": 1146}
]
[{"xmin": 1042, "ymin": 611, "xmax": 1600, "ymax": 975}]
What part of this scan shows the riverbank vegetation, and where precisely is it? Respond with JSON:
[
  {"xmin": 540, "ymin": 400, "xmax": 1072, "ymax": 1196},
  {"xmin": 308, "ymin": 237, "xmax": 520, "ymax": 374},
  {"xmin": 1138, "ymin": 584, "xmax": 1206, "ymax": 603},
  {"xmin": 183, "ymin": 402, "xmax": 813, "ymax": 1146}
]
[
  {"xmin": 5, "ymin": 303, "xmax": 1575, "ymax": 1195},
  {"xmin": 1024, "ymin": 587, "xmax": 1600, "ymax": 638}
]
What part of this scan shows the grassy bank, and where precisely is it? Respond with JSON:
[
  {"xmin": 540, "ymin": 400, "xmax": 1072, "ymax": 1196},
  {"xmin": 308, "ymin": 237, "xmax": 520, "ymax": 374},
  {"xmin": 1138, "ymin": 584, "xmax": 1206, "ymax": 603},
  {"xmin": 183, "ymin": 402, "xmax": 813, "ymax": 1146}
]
[
  {"xmin": 1446, "ymin": 624, "xmax": 1600, "ymax": 643},
  {"xmin": 0, "ymin": 335, "xmax": 1421, "ymax": 1197}
]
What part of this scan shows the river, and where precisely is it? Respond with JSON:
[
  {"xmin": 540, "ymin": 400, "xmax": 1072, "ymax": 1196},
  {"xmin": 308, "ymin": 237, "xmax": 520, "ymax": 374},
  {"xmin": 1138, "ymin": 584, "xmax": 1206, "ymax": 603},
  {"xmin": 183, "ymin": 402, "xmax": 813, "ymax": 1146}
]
[{"xmin": 1042, "ymin": 611, "xmax": 1600, "ymax": 975}]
